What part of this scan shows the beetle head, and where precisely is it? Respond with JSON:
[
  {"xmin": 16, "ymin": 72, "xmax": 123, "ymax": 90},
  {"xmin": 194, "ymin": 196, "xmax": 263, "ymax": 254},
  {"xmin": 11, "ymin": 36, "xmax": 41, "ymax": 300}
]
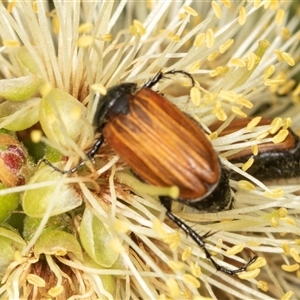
[{"xmin": 93, "ymin": 82, "xmax": 137, "ymax": 130}]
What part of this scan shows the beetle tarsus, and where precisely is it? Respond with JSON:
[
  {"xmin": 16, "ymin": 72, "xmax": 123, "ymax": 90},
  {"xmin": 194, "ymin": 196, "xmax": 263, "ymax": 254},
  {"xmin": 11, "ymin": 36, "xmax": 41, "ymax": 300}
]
[
  {"xmin": 40, "ymin": 135, "xmax": 105, "ymax": 174},
  {"xmin": 164, "ymin": 208, "xmax": 257, "ymax": 275}
]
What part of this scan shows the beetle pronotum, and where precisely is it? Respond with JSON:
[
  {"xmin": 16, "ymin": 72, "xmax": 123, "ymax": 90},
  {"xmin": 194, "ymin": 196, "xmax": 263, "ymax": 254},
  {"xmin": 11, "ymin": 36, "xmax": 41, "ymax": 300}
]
[{"xmin": 42, "ymin": 70, "xmax": 257, "ymax": 275}]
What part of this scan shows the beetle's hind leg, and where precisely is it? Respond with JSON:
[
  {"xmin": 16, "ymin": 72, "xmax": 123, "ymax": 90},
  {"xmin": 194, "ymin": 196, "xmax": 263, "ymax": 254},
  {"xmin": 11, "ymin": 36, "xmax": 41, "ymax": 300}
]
[
  {"xmin": 159, "ymin": 196, "xmax": 258, "ymax": 275},
  {"xmin": 40, "ymin": 135, "xmax": 105, "ymax": 174}
]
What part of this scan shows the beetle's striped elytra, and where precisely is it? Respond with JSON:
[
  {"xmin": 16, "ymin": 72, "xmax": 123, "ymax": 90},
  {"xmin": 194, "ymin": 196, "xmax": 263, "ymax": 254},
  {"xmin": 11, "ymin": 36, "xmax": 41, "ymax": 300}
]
[{"xmin": 41, "ymin": 70, "xmax": 257, "ymax": 275}]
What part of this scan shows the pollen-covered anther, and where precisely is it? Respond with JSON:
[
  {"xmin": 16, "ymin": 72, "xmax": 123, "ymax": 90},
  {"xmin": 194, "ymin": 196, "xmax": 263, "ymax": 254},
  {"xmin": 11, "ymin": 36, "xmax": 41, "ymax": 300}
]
[
  {"xmin": 226, "ymin": 244, "xmax": 244, "ymax": 255},
  {"xmin": 275, "ymin": 9, "xmax": 285, "ymax": 26},
  {"xmin": 190, "ymin": 87, "xmax": 201, "ymax": 106},
  {"xmin": 278, "ymin": 207, "xmax": 288, "ymax": 218},
  {"xmin": 189, "ymin": 261, "xmax": 201, "ymax": 277},
  {"xmin": 101, "ymin": 34, "xmax": 113, "ymax": 41},
  {"xmin": 78, "ymin": 23, "xmax": 93, "ymax": 33},
  {"xmin": 183, "ymin": 274, "xmax": 201, "ymax": 288},
  {"xmin": 133, "ymin": 19, "xmax": 146, "ymax": 35},
  {"xmin": 27, "ymin": 274, "xmax": 46, "ymax": 287},
  {"xmin": 219, "ymin": 90, "xmax": 240, "ymax": 102},
  {"xmin": 246, "ymin": 52, "xmax": 259, "ymax": 70},
  {"xmin": 189, "ymin": 60, "xmax": 201, "ymax": 73},
  {"xmin": 236, "ymin": 98, "xmax": 253, "ymax": 109},
  {"xmin": 264, "ymin": 65, "xmax": 276, "ymax": 80},
  {"xmin": 114, "ymin": 219, "xmax": 130, "ymax": 233},
  {"xmin": 238, "ymin": 6, "xmax": 246, "ymax": 25},
  {"xmin": 77, "ymin": 35, "xmax": 94, "ymax": 47},
  {"xmin": 282, "ymin": 118, "xmax": 292, "ymax": 129},
  {"xmin": 171, "ymin": 35, "xmax": 181, "ymax": 43},
  {"xmin": 167, "ymin": 260, "xmax": 185, "ymax": 271},
  {"xmin": 247, "ymin": 257, "xmax": 266, "ymax": 270},
  {"xmin": 278, "ymin": 80, "xmax": 296, "ymax": 95},
  {"xmin": 238, "ymin": 180, "xmax": 255, "ymax": 191},
  {"xmin": 91, "ymin": 83, "xmax": 107, "ymax": 95},
  {"xmin": 281, "ymin": 264, "xmax": 300, "ymax": 272},
  {"xmin": 206, "ymin": 28, "xmax": 215, "ymax": 48},
  {"xmin": 152, "ymin": 219, "xmax": 168, "ymax": 238},
  {"xmin": 182, "ymin": 247, "xmax": 192, "ymax": 261},
  {"xmin": 210, "ymin": 66, "xmax": 223, "ymax": 77},
  {"xmin": 269, "ymin": 117, "xmax": 283, "ymax": 134},
  {"xmin": 212, "ymin": 1, "xmax": 222, "ymax": 19},
  {"xmin": 163, "ymin": 232, "xmax": 181, "ymax": 250},
  {"xmin": 183, "ymin": 5, "xmax": 198, "ymax": 16},
  {"xmin": 270, "ymin": 217, "xmax": 279, "ymax": 228},
  {"xmin": 48, "ymin": 286, "xmax": 64, "ymax": 297},
  {"xmin": 281, "ymin": 217, "xmax": 296, "ymax": 226},
  {"xmin": 242, "ymin": 157, "xmax": 254, "ymax": 171},
  {"xmin": 109, "ymin": 238, "xmax": 125, "ymax": 254},
  {"xmin": 212, "ymin": 103, "xmax": 227, "ymax": 121},
  {"xmin": 281, "ymin": 243, "xmax": 290, "ymax": 255},
  {"xmin": 290, "ymin": 248, "xmax": 300, "ymax": 263},
  {"xmin": 273, "ymin": 129, "xmax": 289, "ymax": 144},
  {"xmin": 282, "ymin": 52, "xmax": 295, "ymax": 66},
  {"xmin": 257, "ymin": 280, "xmax": 269, "ymax": 292},
  {"xmin": 219, "ymin": 39, "xmax": 234, "ymax": 53},
  {"xmin": 253, "ymin": 0, "xmax": 261, "ymax": 8},
  {"xmin": 251, "ymin": 145, "xmax": 258, "ymax": 156},
  {"xmin": 221, "ymin": 0, "xmax": 232, "ymax": 8},
  {"xmin": 31, "ymin": 130, "xmax": 43, "ymax": 143},
  {"xmin": 247, "ymin": 117, "xmax": 262, "ymax": 131},
  {"xmin": 282, "ymin": 291, "xmax": 295, "ymax": 300},
  {"xmin": 230, "ymin": 58, "xmax": 246, "ymax": 67},
  {"xmin": 52, "ymin": 15, "xmax": 60, "ymax": 35},
  {"xmin": 281, "ymin": 27, "xmax": 291, "ymax": 39},
  {"xmin": 231, "ymin": 106, "xmax": 247, "ymax": 118},
  {"xmin": 194, "ymin": 33, "xmax": 205, "ymax": 47},
  {"xmin": 207, "ymin": 52, "xmax": 219, "ymax": 61},
  {"xmin": 256, "ymin": 131, "xmax": 270, "ymax": 140},
  {"xmin": 264, "ymin": 188, "xmax": 285, "ymax": 199},
  {"xmin": 166, "ymin": 278, "xmax": 180, "ymax": 298},
  {"xmin": 237, "ymin": 268, "xmax": 260, "ymax": 279},
  {"xmin": 293, "ymin": 83, "xmax": 300, "ymax": 98},
  {"xmin": 3, "ymin": 40, "xmax": 20, "ymax": 47}
]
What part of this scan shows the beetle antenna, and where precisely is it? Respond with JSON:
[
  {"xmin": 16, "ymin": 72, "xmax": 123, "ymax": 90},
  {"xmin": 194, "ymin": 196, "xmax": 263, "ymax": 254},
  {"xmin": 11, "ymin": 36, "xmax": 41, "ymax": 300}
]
[
  {"xmin": 164, "ymin": 209, "xmax": 257, "ymax": 275},
  {"xmin": 40, "ymin": 135, "xmax": 105, "ymax": 174},
  {"xmin": 144, "ymin": 70, "xmax": 195, "ymax": 89}
]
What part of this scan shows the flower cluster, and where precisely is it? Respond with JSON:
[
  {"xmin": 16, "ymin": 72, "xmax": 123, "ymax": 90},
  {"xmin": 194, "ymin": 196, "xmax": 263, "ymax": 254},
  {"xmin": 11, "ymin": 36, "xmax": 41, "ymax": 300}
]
[{"xmin": 0, "ymin": 1, "xmax": 299, "ymax": 299}]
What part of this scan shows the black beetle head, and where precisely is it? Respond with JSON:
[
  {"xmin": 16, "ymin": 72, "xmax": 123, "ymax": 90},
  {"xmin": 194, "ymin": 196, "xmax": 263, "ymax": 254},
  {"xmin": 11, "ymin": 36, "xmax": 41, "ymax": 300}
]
[{"xmin": 93, "ymin": 82, "xmax": 137, "ymax": 131}]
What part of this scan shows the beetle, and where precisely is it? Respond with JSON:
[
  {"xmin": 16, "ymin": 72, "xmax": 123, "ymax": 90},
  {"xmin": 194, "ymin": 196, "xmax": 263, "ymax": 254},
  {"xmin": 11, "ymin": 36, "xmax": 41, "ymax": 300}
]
[
  {"xmin": 210, "ymin": 118, "xmax": 300, "ymax": 181},
  {"xmin": 42, "ymin": 70, "xmax": 257, "ymax": 275}
]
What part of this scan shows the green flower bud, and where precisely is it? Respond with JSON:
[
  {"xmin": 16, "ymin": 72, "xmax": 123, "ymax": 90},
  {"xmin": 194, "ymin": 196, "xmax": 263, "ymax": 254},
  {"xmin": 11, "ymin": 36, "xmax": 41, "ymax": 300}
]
[{"xmin": 79, "ymin": 208, "xmax": 119, "ymax": 268}]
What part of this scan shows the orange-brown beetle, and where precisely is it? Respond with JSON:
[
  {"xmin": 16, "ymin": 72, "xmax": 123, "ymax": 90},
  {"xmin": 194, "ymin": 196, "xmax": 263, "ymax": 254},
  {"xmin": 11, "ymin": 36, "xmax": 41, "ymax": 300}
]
[
  {"xmin": 42, "ymin": 71, "xmax": 257, "ymax": 275},
  {"xmin": 211, "ymin": 118, "xmax": 300, "ymax": 181}
]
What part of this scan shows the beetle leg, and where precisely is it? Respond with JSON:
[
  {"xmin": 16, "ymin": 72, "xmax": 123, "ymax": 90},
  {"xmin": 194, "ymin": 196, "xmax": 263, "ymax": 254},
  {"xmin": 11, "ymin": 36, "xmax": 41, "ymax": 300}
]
[
  {"xmin": 40, "ymin": 135, "xmax": 105, "ymax": 174},
  {"xmin": 143, "ymin": 71, "xmax": 164, "ymax": 88},
  {"xmin": 143, "ymin": 70, "xmax": 195, "ymax": 88},
  {"xmin": 160, "ymin": 196, "xmax": 257, "ymax": 275},
  {"xmin": 164, "ymin": 70, "xmax": 195, "ymax": 86}
]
